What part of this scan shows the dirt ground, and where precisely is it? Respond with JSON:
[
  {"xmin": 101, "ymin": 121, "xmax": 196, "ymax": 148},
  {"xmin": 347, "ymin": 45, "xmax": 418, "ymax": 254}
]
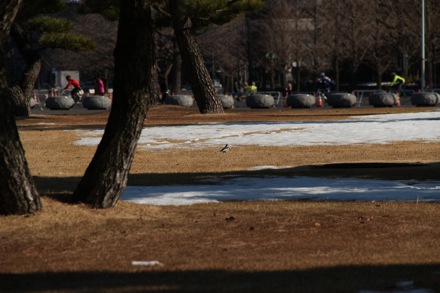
[{"xmin": 2, "ymin": 105, "xmax": 440, "ymax": 292}]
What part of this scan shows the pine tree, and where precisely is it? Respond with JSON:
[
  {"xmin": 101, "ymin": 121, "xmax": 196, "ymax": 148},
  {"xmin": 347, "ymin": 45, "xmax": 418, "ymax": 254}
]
[
  {"xmin": 72, "ymin": 0, "xmax": 156, "ymax": 208},
  {"xmin": 9, "ymin": 0, "xmax": 95, "ymax": 116},
  {"xmin": 0, "ymin": 0, "xmax": 42, "ymax": 215},
  {"xmin": 165, "ymin": 0, "xmax": 264, "ymax": 113}
]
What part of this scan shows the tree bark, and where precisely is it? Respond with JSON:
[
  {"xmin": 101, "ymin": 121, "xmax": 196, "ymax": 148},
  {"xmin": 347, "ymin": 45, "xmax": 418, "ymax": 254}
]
[
  {"xmin": 72, "ymin": 0, "xmax": 155, "ymax": 208},
  {"xmin": 10, "ymin": 23, "xmax": 42, "ymax": 117},
  {"xmin": 0, "ymin": 0, "xmax": 42, "ymax": 215},
  {"xmin": 0, "ymin": 89, "xmax": 41, "ymax": 215},
  {"xmin": 169, "ymin": 0, "xmax": 223, "ymax": 114},
  {"xmin": 172, "ymin": 40, "xmax": 182, "ymax": 95}
]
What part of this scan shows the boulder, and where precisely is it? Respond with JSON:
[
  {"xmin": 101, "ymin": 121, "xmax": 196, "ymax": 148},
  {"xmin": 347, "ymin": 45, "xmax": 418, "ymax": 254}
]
[
  {"xmin": 219, "ymin": 95, "xmax": 234, "ymax": 109},
  {"xmin": 82, "ymin": 95, "xmax": 112, "ymax": 110},
  {"xmin": 165, "ymin": 95, "xmax": 194, "ymax": 107},
  {"xmin": 246, "ymin": 94, "xmax": 274, "ymax": 108},
  {"xmin": 411, "ymin": 92, "xmax": 440, "ymax": 107},
  {"xmin": 286, "ymin": 94, "xmax": 316, "ymax": 108},
  {"xmin": 30, "ymin": 97, "xmax": 36, "ymax": 108},
  {"xmin": 369, "ymin": 92, "xmax": 397, "ymax": 107},
  {"xmin": 327, "ymin": 93, "xmax": 357, "ymax": 108},
  {"xmin": 45, "ymin": 96, "xmax": 75, "ymax": 110}
]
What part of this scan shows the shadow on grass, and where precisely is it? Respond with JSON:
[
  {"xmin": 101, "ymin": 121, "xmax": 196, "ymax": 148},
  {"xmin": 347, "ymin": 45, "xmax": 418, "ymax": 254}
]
[
  {"xmin": 127, "ymin": 161, "xmax": 440, "ymax": 183},
  {"xmin": 1, "ymin": 265, "xmax": 439, "ymax": 292},
  {"xmin": 34, "ymin": 162, "xmax": 440, "ymax": 198}
]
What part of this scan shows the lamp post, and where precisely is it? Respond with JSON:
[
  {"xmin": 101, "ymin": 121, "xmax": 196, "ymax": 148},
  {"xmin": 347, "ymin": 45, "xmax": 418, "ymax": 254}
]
[{"xmin": 421, "ymin": 0, "xmax": 426, "ymax": 91}]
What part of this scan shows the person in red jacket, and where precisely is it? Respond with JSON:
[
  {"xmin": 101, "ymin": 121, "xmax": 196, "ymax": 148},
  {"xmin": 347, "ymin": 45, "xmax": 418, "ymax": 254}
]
[{"xmin": 64, "ymin": 75, "xmax": 82, "ymax": 102}]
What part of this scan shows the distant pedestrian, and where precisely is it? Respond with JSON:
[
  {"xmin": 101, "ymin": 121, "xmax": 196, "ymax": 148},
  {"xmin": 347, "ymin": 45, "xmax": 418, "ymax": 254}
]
[
  {"xmin": 234, "ymin": 78, "xmax": 244, "ymax": 93},
  {"xmin": 247, "ymin": 81, "xmax": 257, "ymax": 95},
  {"xmin": 95, "ymin": 77, "xmax": 105, "ymax": 95},
  {"xmin": 284, "ymin": 82, "xmax": 294, "ymax": 97}
]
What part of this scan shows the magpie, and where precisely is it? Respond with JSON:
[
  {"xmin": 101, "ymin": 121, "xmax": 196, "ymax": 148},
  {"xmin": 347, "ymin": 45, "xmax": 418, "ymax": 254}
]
[{"xmin": 220, "ymin": 144, "xmax": 230, "ymax": 153}]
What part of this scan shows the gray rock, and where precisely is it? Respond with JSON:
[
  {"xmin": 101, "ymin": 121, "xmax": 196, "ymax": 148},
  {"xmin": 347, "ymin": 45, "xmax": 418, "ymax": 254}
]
[
  {"xmin": 369, "ymin": 92, "xmax": 397, "ymax": 107},
  {"xmin": 286, "ymin": 94, "xmax": 315, "ymax": 108},
  {"xmin": 219, "ymin": 95, "xmax": 234, "ymax": 109},
  {"xmin": 165, "ymin": 95, "xmax": 194, "ymax": 107},
  {"xmin": 246, "ymin": 94, "xmax": 275, "ymax": 108},
  {"xmin": 82, "ymin": 95, "xmax": 112, "ymax": 110},
  {"xmin": 411, "ymin": 92, "xmax": 440, "ymax": 107},
  {"xmin": 30, "ymin": 97, "xmax": 36, "ymax": 108},
  {"xmin": 45, "ymin": 96, "xmax": 75, "ymax": 110},
  {"xmin": 327, "ymin": 93, "xmax": 357, "ymax": 108}
]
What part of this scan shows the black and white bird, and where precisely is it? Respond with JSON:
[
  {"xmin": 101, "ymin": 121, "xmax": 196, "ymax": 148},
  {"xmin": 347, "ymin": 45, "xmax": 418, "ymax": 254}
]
[{"xmin": 220, "ymin": 144, "xmax": 230, "ymax": 153}]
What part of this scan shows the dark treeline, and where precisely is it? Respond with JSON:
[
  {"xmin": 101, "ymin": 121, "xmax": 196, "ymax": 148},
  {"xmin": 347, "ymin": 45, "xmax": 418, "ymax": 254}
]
[{"xmin": 198, "ymin": 0, "xmax": 440, "ymax": 92}]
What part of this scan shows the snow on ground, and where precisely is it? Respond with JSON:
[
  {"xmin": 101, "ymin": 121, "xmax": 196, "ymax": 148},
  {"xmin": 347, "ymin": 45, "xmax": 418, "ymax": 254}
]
[{"xmin": 73, "ymin": 110, "xmax": 440, "ymax": 205}]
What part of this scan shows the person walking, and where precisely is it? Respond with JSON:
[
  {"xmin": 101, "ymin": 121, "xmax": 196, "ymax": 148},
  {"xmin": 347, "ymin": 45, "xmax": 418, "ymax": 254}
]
[
  {"xmin": 284, "ymin": 82, "xmax": 294, "ymax": 97},
  {"xmin": 95, "ymin": 77, "xmax": 105, "ymax": 95}
]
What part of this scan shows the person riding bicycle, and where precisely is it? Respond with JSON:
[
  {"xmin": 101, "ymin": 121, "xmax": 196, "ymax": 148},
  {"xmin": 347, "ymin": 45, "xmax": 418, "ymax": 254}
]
[
  {"xmin": 390, "ymin": 72, "xmax": 405, "ymax": 91},
  {"xmin": 63, "ymin": 75, "xmax": 82, "ymax": 102},
  {"xmin": 316, "ymin": 72, "xmax": 333, "ymax": 99}
]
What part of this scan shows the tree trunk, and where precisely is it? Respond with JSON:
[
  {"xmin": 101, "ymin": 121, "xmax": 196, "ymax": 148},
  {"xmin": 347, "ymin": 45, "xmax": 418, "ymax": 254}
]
[
  {"xmin": 334, "ymin": 57, "xmax": 340, "ymax": 91},
  {"xmin": 0, "ymin": 88, "xmax": 41, "ymax": 215},
  {"xmin": 72, "ymin": 0, "xmax": 155, "ymax": 208},
  {"xmin": 172, "ymin": 40, "xmax": 182, "ymax": 95},
  {"xmin": 0, "ymin": 0, "xmax": 42, "ymax": 215},
  {"xmin": 158, "ymin": 63, "xmax": 172, "ymax": 102},
  {"xmin": 169, "ymin": 0, "xmax": 223, "ymax": 114},
  {"xmin": 376, "ymin": 64, "xmax": 384, "ymax": 90},
  {"xmin": 10, "ymin": 23, "xmax": 42, "ymax": 117}
]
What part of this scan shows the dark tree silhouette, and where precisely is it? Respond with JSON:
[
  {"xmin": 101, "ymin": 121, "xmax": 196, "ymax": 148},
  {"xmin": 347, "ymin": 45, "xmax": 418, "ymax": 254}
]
[
  {"xmin": 9, "ymin": 0, "xmax": 95, "ymax": 117},
  {"xmin": 169, "ymin": 0, "xmax": 224, "ymax": 114},
  {"xmin": 0, "ymin": 0, "xmax": 42, "ymax": 215},
  {"xmin": 72, "ymin": 0, "xmax": 155, "ymax": 208}
]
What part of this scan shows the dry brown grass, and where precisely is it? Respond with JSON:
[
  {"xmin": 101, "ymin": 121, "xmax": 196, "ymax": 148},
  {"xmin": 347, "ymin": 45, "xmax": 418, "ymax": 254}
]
[{"xmin": 2, "ymin": 105, "xmax": 440, "ymax": 292}]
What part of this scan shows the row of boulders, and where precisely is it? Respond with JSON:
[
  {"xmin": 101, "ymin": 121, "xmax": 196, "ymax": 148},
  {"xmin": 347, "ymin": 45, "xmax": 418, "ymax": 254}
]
[
  {"xmin": 42, "ymin": 91, "xmax": 440, "ymax": 110},
  {"xmin": 163, "ymin": 92, "xmax": 440, "ymax": 108},
  {"xmin": 367, "ymin": 92, "xmax": 440, "ymax": 107},
  {"xmin": 44, "ymin": 95, "xmax": 112, "ymax": 110},
  {"xmin": 281, "ymin": 93, "xmax": 358, "ymax": 108},
  {"xmin": 164, "ymin": 94, "xmax": 237, "ymax": 109},
  {"xmin": 43, "ymin": 94, "xmax": 234, "ymax": 110},
  {"xmin": 165, "ymin": 94, "xmax": 278, "ymax": 109}
]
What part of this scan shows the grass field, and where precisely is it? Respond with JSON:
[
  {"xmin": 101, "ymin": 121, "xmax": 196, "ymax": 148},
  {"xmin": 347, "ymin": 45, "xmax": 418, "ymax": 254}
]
[{"xmin": 1, "ymin": 105, "xmax": 440, "ymax": 293}]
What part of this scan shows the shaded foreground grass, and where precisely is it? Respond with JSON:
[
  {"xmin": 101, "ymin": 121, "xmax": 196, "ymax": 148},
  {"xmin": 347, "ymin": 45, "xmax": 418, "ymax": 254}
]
[
  {"xmin": 1, "ymin": 265, "xmax": 440, "ymax": 292},
  {"xmin": 2, "ymin": 105, "xmax": 440, "ymax": 292},
  {"xmin": 1, "ymin": 198, "xmax": 440, "ymax": 292}
]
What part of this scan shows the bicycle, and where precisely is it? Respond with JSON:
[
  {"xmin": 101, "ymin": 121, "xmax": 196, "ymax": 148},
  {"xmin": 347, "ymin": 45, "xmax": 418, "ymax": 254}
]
[{"xmin": 64, "ymin": 88, "xmax": 83, "ymax": 103}]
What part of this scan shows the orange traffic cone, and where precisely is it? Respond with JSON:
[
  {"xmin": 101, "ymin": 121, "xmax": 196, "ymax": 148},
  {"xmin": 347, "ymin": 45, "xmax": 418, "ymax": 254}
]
[
  {"xmin": 316, "ymin": 95, "xmax": 323, "ymax": 108},
  {"xmin": 395, "ymin": 93, "xmax": 401, "ymax": 106}
]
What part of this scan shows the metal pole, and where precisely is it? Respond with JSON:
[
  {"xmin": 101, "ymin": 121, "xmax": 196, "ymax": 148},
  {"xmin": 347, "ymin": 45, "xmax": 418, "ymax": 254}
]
[{"xmin": 421, "ymin": 0, "xmax": 426, "ymax": 91}]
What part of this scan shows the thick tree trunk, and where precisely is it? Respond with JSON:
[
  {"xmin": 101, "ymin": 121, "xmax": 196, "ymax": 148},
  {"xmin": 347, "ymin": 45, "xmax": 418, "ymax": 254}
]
[
  {"xmin": 169, "ymin": 0, "xmax": 223, "ymax": 114},
  {"xmin": 0, "ymin": 90, "xmax": 41, "ymax": 215},
  {"xmin": 0, "ymin": 0, "xmax": 42, "ymax": 215},
  {"xmin": 72, "ymin": 0, "xmax": 155, "ymax": 208},
  {"xmin": 10, "ymin": 23, "xmax": 42, "ymax": 117}
]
